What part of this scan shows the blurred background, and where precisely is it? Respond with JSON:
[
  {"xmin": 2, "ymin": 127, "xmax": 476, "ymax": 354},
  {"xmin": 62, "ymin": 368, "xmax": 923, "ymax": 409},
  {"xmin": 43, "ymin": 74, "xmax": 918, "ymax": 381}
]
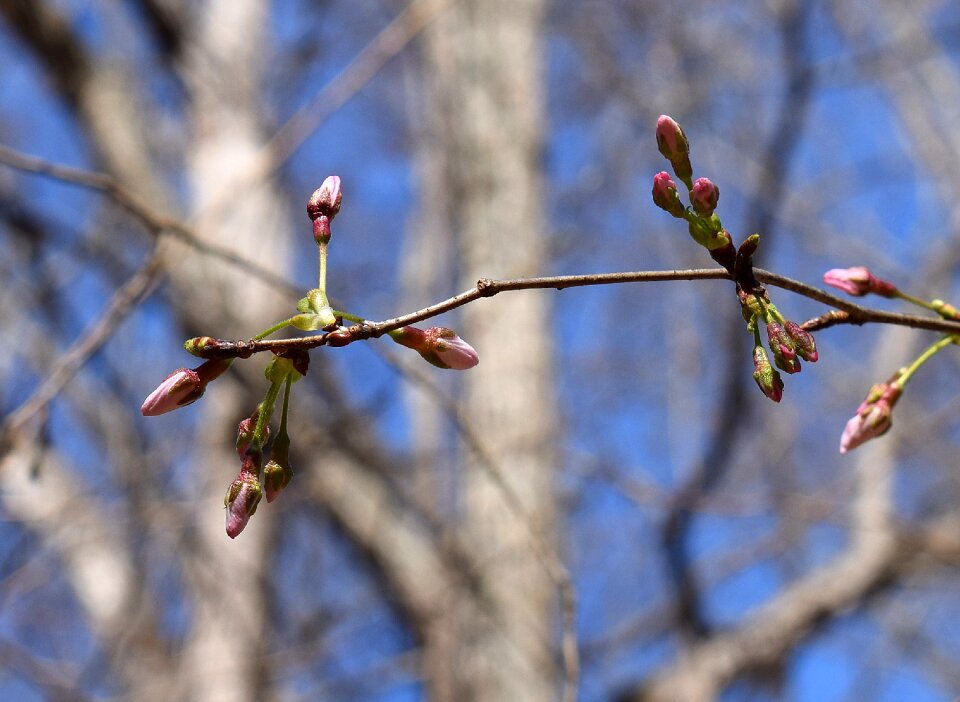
[{"xmin": 2, "ymin": 0, "xmax": 960, "ymax": 700}]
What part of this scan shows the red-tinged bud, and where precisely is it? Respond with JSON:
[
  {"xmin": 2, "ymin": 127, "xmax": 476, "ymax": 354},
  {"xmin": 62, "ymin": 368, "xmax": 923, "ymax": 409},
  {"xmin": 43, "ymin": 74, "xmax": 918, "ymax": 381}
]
[
  {"xmin": 263, "ymin": 425, "xmax": 291, "ymax": 503},
  {"xmin": 307, "ymin": 175, "xmax": 342, "ymax": 244},
  {"xmin": 655, "ymin": 115, "xmax": 693, "ymax": 187},
  {"xmin": 656, "ymin": 115, "xmax": 688, "ymax": 161},
  {"xmin": 652, "ymin": 171, "xmax": 685, "ymax": 218},
  {"xmin": 306, "ymin": 176, "xmax": 342, "ymax": 222},
  {"xmin": 752, "ymin": 345, "xmax": 784, "ymax": 402},
  {"xmin": 785, "ymin": 321, "xmax": 818, "ymax": 362},
  {"xmin": 140, "ymin": 359, "xmax": 231, "ymax": 416},
  {"xmin": 766, "ymin": 321, "xmax": 801, "ymax": 374},
  {"xmin": 236, "ymin": 413, "xmax": 266, "ymax": 457},
  {"xmin": 823, "ymin": 267, "xmax": 898, "ymax": 298},
  {"xmin": 390, "ymin": 326, "xmax": 479, "ymax": 370},
  {"xmin": 839, "ymin": 385, "xmax": 902, "ymax": 454},
  {"xmin": 690, "ymin": 177, "xmax": 719, "ymax": 217},
  {"xmin": 224, "ymin": 470, "xmax": 263, "ymax": 538},
  {"xmin": 263, "ymin": 460, "xmax": 293, "ymax": 503}
]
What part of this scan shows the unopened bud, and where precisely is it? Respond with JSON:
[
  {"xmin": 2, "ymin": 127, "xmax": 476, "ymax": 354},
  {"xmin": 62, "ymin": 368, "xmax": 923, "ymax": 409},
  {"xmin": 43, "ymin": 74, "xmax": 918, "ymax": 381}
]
[
  {"xmin": 690, "ymin": 177, "xmax": 719, "ymax": 217},
  {"xmin": 391, "ymin": 326, "xmax": 479, "ymax": 370},
  {"xmin": 839, "ymin": 385, "xmax": 902, "ymax": 454},
  {"xmin": 823, "ymin": 267, "xmax": 897, "ymax": 298},
  {"xmin": 652, "ymin": 171, "xmax": 685, "ymax": 218},
  {"xmin": 224, "ymin": 471, "xmax": 263, "ymax": 539},
  {"xmin": 752, "ymin": 345, "xmax": 784, "ymax": 402},
  {"xmin": 785, "ymin": 321, "xmax": 818, "ymax": 362},
  {"xmin": 307, "ymin": 175, "xmax": 342, "ymax": 244},
  {"xmin": 656, "ymin": 115, "xmax": 692, "ymax": 187},
  {"xmin": 140, "ymin": 359, "xmax": 231, "ymax": 416}
]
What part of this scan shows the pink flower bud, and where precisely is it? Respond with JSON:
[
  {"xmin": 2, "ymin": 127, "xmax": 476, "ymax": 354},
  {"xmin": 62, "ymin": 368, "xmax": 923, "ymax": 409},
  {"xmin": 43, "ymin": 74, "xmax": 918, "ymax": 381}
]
[
  {"xmin": 766, "ymin": 322, "xmax": 801, "ymax": 374},
  {"xmin": 839, "ymin": 385, "xmax": 901, "ymax": 454},
  {"xmin": 425, "ymin": 327, "xmax": 479, "ymax": 370},
  {"xmin": 656, "ymin": 115, "xmax": 689, "ymax": 162},
  {"xmin": 690, "ymin": 177, "xmax": 719, "ymax": 217},
  {"xmin": 655, "ymin": 115, "xmax": 693, "ymax": 186},
  {"xmin": 306, "ymin": 176, "xmax": 342, "ymax": 221},
  {"xmin": 652, "ymin": 171, "xmax": 685, "ymax": 218},
  {"xmin": 823, "ymin": 267, "xmax": 898, "ymax": 298},
  {"xmin": 752, "ymin": 345, "xmax": 784, "ymax": 402},
  {"xmin": 785, "ymin": 321, "xmax": 818, "ymax": 362},
  {"xmin": 140, "ymin": 359, "xmax": 231, "ymax": 416},
  {"xmin": 307, "ymin": 175, "xmax": 342, "ymax": 244},
  {"xmin": 391, "ymin": 326, "xmax": 479, "ymax": 370},
  {"xmin": 224, "ymin": 470, "xmax": 263, "ymax": 538}
]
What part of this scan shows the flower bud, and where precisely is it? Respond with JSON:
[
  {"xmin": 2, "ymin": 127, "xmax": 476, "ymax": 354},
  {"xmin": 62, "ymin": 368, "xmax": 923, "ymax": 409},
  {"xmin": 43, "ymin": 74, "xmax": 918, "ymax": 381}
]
[
  {"xmin": 839, "ymin": 384, "xmax": 902, "ymax": 454},
  {"xmin": 263, "ymin": 460, "xmax": 294, "ymax": 503},
  {"xmin": 140, "ymin": 359, "xmax": 231, "ymax": 416},
  {"xmin": 224, "ymin": 470, "xmax": 263, "ymax": 539},
  {"xmin": 823, "ymin": 267, "xmax": 897, "ymax": 298},
  {"xmin": 391, "ymin": 326, "xmax": 479, "ymax": 370},
  {"xmin": 690, "ymin": 177, "xmax": 719, "ymax": 217},
  {"xmin": 307, "ymin": 175, "xmax": 342, "ymax": 244},
  {"xmin": 655, "ymin": 115, "xmax": 692, "ymax": 187},
  {"xmin": 766, "ymin": 322, "xmax": 801, "ymax": 374},
  {"xmin": 785, "ymin": 321, "xmax": 818, "ymax": 362},
  {"xmin": 236, "ymin": 412, "xmax": 266, "ymax": 458},
  {"xmin": 652, "ymin": 171, "xmax": 685, "ymax": 218},
  {"xmin": 752, "ymin": 345, "xmax": 784, "ymax": 402}
]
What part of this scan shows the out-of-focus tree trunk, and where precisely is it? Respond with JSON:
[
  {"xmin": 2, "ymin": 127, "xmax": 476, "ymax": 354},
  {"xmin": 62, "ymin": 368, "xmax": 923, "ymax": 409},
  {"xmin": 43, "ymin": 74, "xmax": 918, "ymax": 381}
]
[
  {"xmin": 177, "ymin": 1, "xmax": 290, "ymax": 700},
  {"xmin": 413, "ymin": 1, "xmax": 558, "ymax": 699}
]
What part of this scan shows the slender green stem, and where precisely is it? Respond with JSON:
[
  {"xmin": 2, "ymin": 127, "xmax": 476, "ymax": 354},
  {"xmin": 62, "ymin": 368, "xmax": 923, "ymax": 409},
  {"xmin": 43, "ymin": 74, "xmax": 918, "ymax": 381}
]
[
  {"xmin": 318, "ymin": 241, "xmax": 329, "ymax": 292},
  {"xmin": 253, "ymin": 317, "xmax": 298, "ymax": 340},
  {"xmin": 895, "ymin": 290, "xmax": 938, "ymax": 312},
  {"xmin": 278, "ymin": 373, "xmax": 292, "ymax": 439},
  {"xmin": 253, "ymin": 379, "xmax": 283, "ymax": 447},
  {"xmin": 895, "ymin": 335, "xmax": 956, "ymax": 387},
  {"xmin": 335, "ymin": 310, "xmax": 366, "ymax": 324}
]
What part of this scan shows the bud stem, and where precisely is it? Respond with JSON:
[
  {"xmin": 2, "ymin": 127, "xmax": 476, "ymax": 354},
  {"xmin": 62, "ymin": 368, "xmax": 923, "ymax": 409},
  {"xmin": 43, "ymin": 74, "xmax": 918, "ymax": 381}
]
[
  {"xmin": 253, "ymin": 378, "xmax": 284, "ymax": 449},
  {"xmin": 895, "ymin": 335, "xmax": 955, "ymax": 387},
  {"xmin": 253, "ymin": 317, "xmax": 298, "ymax": 341},
  {"xmin": 318, "ymin": 241, "xmax": 329, "ymax": 294},
  {"xmin": 895, "ymin": 289, "xmax": 944, "ymax": 314}
]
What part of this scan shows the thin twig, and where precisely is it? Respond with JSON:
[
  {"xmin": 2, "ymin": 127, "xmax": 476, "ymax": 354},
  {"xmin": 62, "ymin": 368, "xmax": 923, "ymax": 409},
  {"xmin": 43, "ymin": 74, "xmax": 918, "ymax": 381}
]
[
  {"xmin": 192, "ymin": 268, "xmax": 960, "ymax": 359},
  {"xmin": 0, "ymin": 246, "xmax": 164, "ymax": 450},
  {"xmin": 0, "ymin": 144, "xmax": 300, "ymax": 298}
]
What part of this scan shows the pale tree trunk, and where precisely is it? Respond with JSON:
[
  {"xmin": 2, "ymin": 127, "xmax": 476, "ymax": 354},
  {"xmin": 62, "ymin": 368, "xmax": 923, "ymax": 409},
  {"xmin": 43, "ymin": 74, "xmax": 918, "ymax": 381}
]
[
  {"xmin": 414, "ymin": 1, "xmax": 558, "ymax": 699},
  {"xmin": 177, "ymin": 1, "xmax": 290, "ymax": 700}
]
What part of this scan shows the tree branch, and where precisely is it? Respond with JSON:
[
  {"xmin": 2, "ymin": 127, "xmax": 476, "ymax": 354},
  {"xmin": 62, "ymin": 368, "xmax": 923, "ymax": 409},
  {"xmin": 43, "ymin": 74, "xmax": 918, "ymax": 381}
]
[{"xmin": 187, "ymin": 267, "xmax": 960, "ymax": 359}]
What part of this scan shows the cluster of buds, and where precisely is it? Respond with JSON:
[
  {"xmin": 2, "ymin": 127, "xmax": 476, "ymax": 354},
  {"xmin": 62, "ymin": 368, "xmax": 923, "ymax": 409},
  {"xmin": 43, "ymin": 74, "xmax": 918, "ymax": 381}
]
[
  {"xmin": 143, "ymin": 176, "xmax": 481, "ymax": 538},
  {"xmin": 825, "ymin": 266, "xmax": 960, "ymax": 453},
  {"xmin": 652, "ymin": 115, "xmax": 817, "ymax": 402}
]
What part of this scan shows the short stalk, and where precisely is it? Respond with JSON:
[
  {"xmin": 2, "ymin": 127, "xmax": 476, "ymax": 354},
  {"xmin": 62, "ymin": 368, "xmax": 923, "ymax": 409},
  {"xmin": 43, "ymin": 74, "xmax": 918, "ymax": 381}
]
[
  {"xmin": 894, "ymin": 335, "xmax": 956, "ymax": 387},
  {"xmin": 254, "ymin": 318, "xmax": 298, "ymax": 340},
  {"xmin": 252, "ymin": 379, "xmax": 283, "ymax": 447},
  {"xmin": 895, "ymin": 290, "xmax": 938, "ymax": 312}
]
